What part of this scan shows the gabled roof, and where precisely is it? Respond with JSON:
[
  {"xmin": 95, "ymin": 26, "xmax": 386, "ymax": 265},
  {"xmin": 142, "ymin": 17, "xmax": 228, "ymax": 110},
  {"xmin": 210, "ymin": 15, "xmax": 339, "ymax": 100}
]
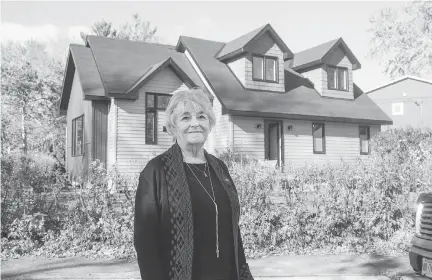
[
  {"xmin": 365, "ymin": 75, "xmax": 432, "ymax": 94},
  {"xmin": 60, "ymin": 36, "xmax": 208, "ymax": 114},
  {"xmin": 124, "ymin": 57, "xmax": 197, "ymax": 93},
  {"xmin": 215, "ymin": 24, "xmax": 293, "ymax": 62},
  {"xmin": 60, "ymin": 44, "xmax": 107, "ymax": 115},
  {"xmin": 292, "ymin": 38, "xmax": 361, "ymax": 71},
  {"xmin": 85, "ymin": 35, "xmax": 206, "ymax": 94},
  {"xmin": 178, "ymin": 36, "xmax": 392, "ymax": 125}
]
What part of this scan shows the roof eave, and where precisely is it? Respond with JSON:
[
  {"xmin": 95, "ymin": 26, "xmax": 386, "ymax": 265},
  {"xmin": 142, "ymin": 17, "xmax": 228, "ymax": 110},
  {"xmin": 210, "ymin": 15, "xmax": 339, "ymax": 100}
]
[
  {"xmin": 226, "ymin": 109, "xmax": 393, "ymax": 125},
  {"xmin": 59, "ymin": 48, "xmax": 75, "ymax": 116},
  {"xmin": 218, "ymin": 24, "xmax": 294, "ymax": 62},
  {"xmin": 244, "ymin": 24, "xmax": 293, "ymax": 59},
  {"xmin": 292, "ymin": 60, "xmax": 323, "ymax": 72},
  {"xmin": 124, "ymin": 57, "xmax": 197, "ymax": 94},
  {"xmin": 217, "ymin": 48, "xmax": 246, "ymax": 62},
  {"xmin": 323, "ymin": 38, "xmax": 361, "ymax": 71}
]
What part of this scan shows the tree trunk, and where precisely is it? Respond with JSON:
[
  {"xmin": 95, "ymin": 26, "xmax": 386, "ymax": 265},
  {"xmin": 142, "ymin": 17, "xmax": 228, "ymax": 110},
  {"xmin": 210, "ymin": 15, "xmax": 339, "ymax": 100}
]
[{"xmin": 21, "ymin": 103, "xmax": 28, "ymax": 154}]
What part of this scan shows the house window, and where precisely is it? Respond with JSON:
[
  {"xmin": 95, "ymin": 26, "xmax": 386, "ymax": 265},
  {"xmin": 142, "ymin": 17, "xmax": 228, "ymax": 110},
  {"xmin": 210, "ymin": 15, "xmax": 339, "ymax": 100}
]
[
  {"xmin": 392, "ymin": 102, "xmax": 404, "ymax": 116},
  {"xmin": 146, "ymin": 93, "xmax": 171, "ymax": 144},
  {"xmin": 359, "ymin": 126, "xmax": 370, "ymax": 155},
  {"xmin": 252, "ymin": 54, "xmax": 278, "ymax": 82},
  {"xmin": 72, "ymin": 115, "xmax": 84, "ymax": 156},
  {"xmin": 312, "ymin": 123, "xmax": 325, "ymax": 154},
  {"xmin": 327, "ymin": 66, "xmax": 348, "ymax": 91}
]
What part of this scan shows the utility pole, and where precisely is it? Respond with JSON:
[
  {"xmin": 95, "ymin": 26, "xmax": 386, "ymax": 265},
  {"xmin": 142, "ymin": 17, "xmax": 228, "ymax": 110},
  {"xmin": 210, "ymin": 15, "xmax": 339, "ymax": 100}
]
[{"xmin": 414, "ymin": 99, "xmax": 424, "ymax": 132}]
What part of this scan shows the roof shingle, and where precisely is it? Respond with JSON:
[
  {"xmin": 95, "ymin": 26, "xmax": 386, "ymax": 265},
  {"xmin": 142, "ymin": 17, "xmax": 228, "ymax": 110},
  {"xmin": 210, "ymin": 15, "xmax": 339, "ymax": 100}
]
[
  {"xmin": 180, "ymin": 36, "xmax": 392, "ymax": 124},
  {"xmin": 86, "ymin": 36, "xmax": 206, "ymax": 94}
]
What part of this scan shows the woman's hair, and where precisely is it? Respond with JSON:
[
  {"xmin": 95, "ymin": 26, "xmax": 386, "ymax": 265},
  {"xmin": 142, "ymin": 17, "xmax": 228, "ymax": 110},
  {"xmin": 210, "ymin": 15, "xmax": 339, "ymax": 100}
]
[{"xmin": 164, "ymin": 88, "xmax": 216, "ymax": 141}]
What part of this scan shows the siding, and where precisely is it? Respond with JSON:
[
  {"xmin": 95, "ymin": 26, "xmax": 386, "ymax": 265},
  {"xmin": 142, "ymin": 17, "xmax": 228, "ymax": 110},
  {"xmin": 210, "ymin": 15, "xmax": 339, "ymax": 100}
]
[
  {"xmin": 367, "ymin": 78, "xmax": 432, "ymax": 129},
  {"xmin": 321, "ymin": 47, "xmax": 354, "ymax": 100},
  {"xmin": 212, "ymin": 97, "xmax": 231, "ymax": 154},
  {"xmin": 284, "ymin": 120, "xmax": 377, "ymax": 166},
  {"xmin": 93, "ymin": 101, "xmax": 109, "ymax": 167},
  {"xmin": 66, "ymin": 71, "xmax": 93, "ymax": 179},
  {"xmin": 107, "ymin": 98, "xmax": 116, "ymax": 170},
  {"xmin": 301, "ymin": 67, "xmax": 322, "ymax": 95},
  {"xmin": 232, "ymin": 116, "xmax": 265, "ymax": 158},
  {"xmin": 227, "ymin": 57, "xmax": 246, "ymax": 87},
  {"xmin": 184, "ymin": 49, "xmax": 232, "ymax": 154},
  {"xmin": 245, "ymin": 32, "xmax": 285, "ymax": 92},
  {"xmin": 229, "ymin": 117, "xmax": 380, "ymax": 167},
  {"xmin": 115, "ymin": 67, "xmax": 189, "ymax": 176}
]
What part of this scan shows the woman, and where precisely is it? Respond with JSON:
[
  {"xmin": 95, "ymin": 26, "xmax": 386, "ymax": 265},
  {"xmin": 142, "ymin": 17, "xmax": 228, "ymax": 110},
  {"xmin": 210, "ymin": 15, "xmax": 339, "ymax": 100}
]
[{"xmin": 134, "ymin": 88, "xmax": 254, "ymax": 280}]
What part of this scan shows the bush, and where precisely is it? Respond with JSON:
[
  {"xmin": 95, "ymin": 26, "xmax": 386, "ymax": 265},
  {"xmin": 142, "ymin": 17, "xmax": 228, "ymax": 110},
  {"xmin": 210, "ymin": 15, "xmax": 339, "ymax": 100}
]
[
  {"xmin": 1, "ymin": 155, "xmax": 138, "ymax": 259},
  {"xmin": 2, "ymin": 127, "xmax": 431, "ymax": 260}
]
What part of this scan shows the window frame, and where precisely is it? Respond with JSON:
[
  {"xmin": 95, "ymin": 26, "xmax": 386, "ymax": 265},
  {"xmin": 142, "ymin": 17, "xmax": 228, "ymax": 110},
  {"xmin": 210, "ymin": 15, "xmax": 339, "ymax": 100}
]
[
  {"xmin": 392, "ymin": 102, "xmax": 404, "ymax": 116},
  {"xmin": 327, "ymin": 65, "xmax": 349, "ymax": 91},
  {"xmin": 359, "ymin": 125, "xmax": 370, "ymax": 155},
  {"xmin": 312, "ymin": 122, "xmax": 326, "ymax": 154},
  {"xmin": 145, "ymin": 92, "xmax": 172, "ymax": 145},
  {"xmin": 71, "ymin": 115, "xmax": 84, "ymax": 157},
  {"xmin": 252, "ymin": 54, "xmax": 279, "ymax": 83}
]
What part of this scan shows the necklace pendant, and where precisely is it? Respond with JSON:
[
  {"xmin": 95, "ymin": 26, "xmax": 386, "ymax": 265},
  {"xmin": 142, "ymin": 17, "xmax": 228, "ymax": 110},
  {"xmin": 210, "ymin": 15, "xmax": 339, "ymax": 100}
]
[{"xmin": 204, "ymin": 173, "xmax": 208, "ymax": 177}]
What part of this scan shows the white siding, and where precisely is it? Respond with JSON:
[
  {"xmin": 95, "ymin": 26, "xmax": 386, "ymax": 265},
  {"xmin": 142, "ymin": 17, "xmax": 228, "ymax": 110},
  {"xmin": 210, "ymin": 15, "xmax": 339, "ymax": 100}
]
[
  {"xmin": 107, "ymin": 98, "xmax": 116, "ymax": 170},
  {"xmin": 66, "ymin": 71, "xmax": 93, "ymax": 178},
  {"xmin": 227, "ymin": 57, "xmax": 246, "ymax": 87},
  {"xmin": 245, "ymin": 32, "xmax": 285, "ymax": 92},
  {"xmin": 232, "ymin": 116, "xmax": 265, "ymax": 158},
  {"xmin": 212, "ymin": 97, "xmax": 231, "ymax": 154},
  {"xmin": 322, "ymin": 46, "xmax": 354, "ymax": 100},
  {"xmin": 283, "ymin": 120, "xmax": 376, "ymax": 166},
  {"xmin": 115, "ymin": 67, "xmax": 188, "ymax": 176}
]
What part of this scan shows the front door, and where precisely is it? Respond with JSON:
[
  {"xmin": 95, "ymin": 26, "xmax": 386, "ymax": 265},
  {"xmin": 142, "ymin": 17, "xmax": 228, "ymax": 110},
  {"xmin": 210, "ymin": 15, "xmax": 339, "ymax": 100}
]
[{"xmin": 264, "ymin": 120, "xmax": 284, "ymax": 167}]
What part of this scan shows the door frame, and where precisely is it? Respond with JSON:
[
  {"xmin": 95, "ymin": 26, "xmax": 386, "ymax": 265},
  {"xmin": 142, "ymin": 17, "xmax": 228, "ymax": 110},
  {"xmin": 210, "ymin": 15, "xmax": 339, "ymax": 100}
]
[{"xmin": 264, "ymin": 119, "xmax": 284, "ymax": 168}]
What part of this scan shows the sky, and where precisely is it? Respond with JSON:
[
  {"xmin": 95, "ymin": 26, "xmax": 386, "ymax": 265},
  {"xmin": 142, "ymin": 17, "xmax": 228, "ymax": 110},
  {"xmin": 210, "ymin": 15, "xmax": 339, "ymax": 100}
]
[{"xmin": 1, "ymin": 0, "xmax": 428, "ymax": 92}]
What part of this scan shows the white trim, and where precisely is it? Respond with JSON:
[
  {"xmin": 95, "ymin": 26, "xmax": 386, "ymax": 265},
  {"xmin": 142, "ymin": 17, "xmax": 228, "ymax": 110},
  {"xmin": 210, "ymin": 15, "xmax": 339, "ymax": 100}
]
[
  {"xmin": 184, "ymin": 50, "xmax": 216, "ymax": 96},
  {"xmin": 114, "ymin": 98, "xmax": 118, "ymax": 166},
  {"xmin": 365, "ymin": 76, "xmax": 432, "ymax": 94}
]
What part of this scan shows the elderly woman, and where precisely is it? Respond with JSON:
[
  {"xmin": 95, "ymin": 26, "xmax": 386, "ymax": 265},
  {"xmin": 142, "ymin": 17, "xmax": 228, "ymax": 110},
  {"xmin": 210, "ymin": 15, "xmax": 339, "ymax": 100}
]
[{"xmin": 134, "ymin": 88, "xmax": 254, "ymax": 280}]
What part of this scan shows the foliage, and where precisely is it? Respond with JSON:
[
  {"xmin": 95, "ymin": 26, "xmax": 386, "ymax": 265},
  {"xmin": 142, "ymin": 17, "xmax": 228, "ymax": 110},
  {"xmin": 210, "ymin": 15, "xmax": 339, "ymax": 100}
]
[
  {"xmin": 81, "ymin": 13, "xmax": 158, "ymax": 43},
  {"xmin": 2, "ymin": 128, "xmax": 431, "ymax": 260},
  {"xmin": 369, "ymin": 1, "xmax": 432, "ymax": 78},
  {"xmin": 1, "ymin": 156, "xmax": 137, "ymax": 259},
  {"xmin": 1, "ymin": 41, "xmax": 65, "ymax": 161},
  {"xmin": 215, "ymin": 145, "xmax": 259, "ymax": 169}
]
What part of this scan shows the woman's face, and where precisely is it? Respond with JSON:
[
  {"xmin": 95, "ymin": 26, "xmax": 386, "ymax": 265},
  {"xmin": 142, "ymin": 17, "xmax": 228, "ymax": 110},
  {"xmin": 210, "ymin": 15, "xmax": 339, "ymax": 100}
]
[{"xmin": 173, "ymin": 105, "xmax": 211, "ymax": 147}]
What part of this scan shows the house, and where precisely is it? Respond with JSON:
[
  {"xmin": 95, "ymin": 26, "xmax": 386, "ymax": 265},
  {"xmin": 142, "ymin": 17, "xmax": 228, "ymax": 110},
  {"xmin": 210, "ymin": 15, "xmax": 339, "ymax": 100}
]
[
  {"xmin": 59, "ymin": 23, "xmax": 392, "ymax": 178},
  {"xmin": 366, "ymin": 76, "xmax": 432, "ymax": 130}
]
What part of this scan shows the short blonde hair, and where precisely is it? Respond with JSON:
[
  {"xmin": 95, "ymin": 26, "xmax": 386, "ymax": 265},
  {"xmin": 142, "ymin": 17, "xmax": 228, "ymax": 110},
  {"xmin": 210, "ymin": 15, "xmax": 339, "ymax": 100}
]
[{"xmin": 164, "ymin": 88, "xmax": 216, "ymax": 140}]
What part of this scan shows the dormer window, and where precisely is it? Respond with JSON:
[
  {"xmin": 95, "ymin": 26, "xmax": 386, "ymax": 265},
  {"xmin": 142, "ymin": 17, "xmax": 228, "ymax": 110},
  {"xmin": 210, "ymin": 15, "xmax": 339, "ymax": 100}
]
[
  {"xmin": 252, "ymin": 54, "xmax": 278, "ymax": 82},
  {"xmin": 327, "ymin": 66, "xmax": 348, "ymax": 91}
]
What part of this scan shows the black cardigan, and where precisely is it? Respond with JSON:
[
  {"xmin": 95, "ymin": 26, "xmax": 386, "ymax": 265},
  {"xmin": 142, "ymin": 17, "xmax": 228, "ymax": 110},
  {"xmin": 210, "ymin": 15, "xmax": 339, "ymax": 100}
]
[{"xmin": 134, "ymin": 143, "xmax": 254, "ymax": 280}]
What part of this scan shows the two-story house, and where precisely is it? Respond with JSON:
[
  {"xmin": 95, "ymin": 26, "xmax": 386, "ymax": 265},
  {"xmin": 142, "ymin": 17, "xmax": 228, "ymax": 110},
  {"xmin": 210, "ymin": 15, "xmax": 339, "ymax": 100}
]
[{"xmin": 59, "ymin": 23, "xmax": 392, "ymax": 178}]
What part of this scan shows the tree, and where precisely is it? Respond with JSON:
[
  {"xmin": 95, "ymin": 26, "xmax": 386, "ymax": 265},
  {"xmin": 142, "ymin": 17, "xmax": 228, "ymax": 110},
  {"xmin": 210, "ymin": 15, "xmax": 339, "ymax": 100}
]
[
  {"xmin": 1, "ymin": 41, "xmax": 65, "ymax": 157},
  {"xmin": 80, "ymin": 13, "xmax": 157, "ymax": 43},
  {"xmin": 369, "ymin": 1, "xmax": 432, "ymax": 78}
]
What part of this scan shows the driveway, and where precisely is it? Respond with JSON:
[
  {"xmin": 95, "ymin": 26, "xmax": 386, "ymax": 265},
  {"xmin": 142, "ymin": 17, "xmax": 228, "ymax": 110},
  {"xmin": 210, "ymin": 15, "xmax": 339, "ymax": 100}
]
[{"xmin": 0, "ymin": 253, "xmax": 427, "ymax": 279}]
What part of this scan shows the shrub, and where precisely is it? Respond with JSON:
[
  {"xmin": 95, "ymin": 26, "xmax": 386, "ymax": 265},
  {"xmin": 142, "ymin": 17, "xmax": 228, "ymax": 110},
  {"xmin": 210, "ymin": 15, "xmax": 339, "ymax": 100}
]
[{"xmin": 2, "ymin": 127, "xmax": 430, "ymax": 260}]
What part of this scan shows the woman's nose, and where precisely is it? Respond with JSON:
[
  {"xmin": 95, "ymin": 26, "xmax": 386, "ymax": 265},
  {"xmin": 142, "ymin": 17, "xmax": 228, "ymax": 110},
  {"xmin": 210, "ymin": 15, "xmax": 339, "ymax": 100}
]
[{"xmin": 190, "ymin": 116, "xmax": 199, "ymax": 126}]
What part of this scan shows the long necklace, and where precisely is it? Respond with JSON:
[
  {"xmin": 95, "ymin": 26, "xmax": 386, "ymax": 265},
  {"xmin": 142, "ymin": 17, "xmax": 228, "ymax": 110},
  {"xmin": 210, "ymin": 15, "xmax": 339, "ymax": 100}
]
[
  {"xmin": 186, "ymin": 162, "xmax": 219, "ymax": 258},
  {"xmin": 190, "ymin": 162, "xmax": 209, "ymax": 177}
]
